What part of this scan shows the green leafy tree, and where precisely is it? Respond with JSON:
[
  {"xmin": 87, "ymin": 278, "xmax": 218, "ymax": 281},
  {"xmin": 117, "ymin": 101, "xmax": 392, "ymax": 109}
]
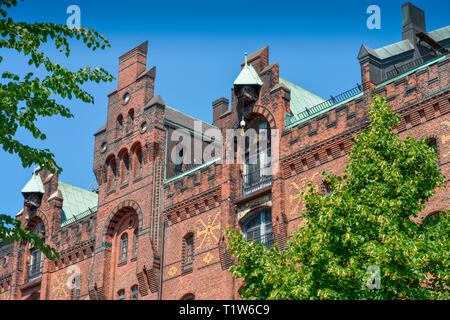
[
  {"xmin": 0, "ymin": 0, "xmax": 114, "ymax": 259},
  {"xmin": 227, "ymin": 95, "xmax": 449, "ymax": 299},
  {"xmin": 0, "ymin": 214, "xmax": 58, "ymax": 260}
]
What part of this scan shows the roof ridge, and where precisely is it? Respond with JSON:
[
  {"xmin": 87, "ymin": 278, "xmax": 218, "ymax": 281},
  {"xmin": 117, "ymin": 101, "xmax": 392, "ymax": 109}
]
[{"xmin": 58, "ymin": 181, "xmax": 97, "ymax": 194}]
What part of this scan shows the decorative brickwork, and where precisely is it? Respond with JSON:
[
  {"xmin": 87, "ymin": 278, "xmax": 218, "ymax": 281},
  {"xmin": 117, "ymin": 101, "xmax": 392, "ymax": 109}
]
[{"xmin": 1, "ymin": 6, "xmax": 449, "ymax": 300}]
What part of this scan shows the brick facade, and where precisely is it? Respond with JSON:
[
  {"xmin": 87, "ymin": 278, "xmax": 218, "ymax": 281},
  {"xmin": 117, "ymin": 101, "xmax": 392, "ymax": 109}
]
[{"xmin": 0, "ymin": 3, "xmax": 448, "ymax": 300}]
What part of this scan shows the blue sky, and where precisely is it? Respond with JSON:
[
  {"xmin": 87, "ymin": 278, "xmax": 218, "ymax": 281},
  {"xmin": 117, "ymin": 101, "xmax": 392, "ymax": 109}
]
[{"xmin": 1, "ymin": 0, "xmax": 449, "ymax": 216}]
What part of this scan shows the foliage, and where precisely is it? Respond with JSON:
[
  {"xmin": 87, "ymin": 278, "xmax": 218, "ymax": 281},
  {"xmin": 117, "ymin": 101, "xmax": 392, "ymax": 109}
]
[
  {"xmin": 226, "ymin": 95, "xmax": 449, "ymax": 299},
  {"xmin": 0, "ymin": 0, "xmax": 114, "ymax": 259},
  {"xmin": 0, "ymin": 0, "xmax": 114, "ymax": 174},
  {"xmin": 0, "ymin": 214, "xmax": 58, "ymax": 260}
]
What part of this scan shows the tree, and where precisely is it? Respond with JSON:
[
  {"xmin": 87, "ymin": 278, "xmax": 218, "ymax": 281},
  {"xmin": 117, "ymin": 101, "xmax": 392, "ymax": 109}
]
[
  {"xmin": 226, "ymin": 95, "xmax": 449, "ymax": 299},
  {"xmin": 0, "ymin": 214, "xmax": 58, "ymax": 260},
  {"xmin": 0, "ymin": 0, "xmax": 114, "ymax": 259}
]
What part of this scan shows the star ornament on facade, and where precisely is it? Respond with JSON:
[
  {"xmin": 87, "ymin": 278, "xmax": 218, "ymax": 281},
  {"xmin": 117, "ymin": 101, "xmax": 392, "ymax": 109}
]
[
  {"xmin": 197, "ymin": 212, "xmax": 221, "ymax": 249},
  {"xmin": 52, "ymin": 274, "xmax": 69, "ymax": 300}
]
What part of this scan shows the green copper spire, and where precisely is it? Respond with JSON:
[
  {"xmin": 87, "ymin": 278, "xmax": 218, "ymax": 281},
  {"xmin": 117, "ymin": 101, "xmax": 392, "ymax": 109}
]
[
  {"xmin": 21, "ymin": 171, "xmax": 44, "ymax": 194},
  {"xmin": 233, "ymin": 52, "xmax": 263, "ymax": 86}
]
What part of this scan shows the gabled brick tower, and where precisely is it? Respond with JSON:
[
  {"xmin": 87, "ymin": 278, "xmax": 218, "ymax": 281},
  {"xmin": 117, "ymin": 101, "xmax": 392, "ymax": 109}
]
[{"xmin": 90, "ymin": 41, "xmax": 165, "ymax": 299}]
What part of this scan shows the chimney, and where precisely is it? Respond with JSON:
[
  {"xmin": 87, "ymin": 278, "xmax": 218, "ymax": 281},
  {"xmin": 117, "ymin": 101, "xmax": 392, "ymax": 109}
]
[
  {"xmin": 212, "ymin": 97, "xmax": 229, "ymax": 125},
  {"xmin": 118, "ymin": 41, "xmax": 148, "ymax": 90},
  {"xmin": 240, "ymin": 46, "xmax": 269, "ymax": 74},
  {"xmin": 401, "ymin": 2, "xmax": 426, "ymax": 43}
]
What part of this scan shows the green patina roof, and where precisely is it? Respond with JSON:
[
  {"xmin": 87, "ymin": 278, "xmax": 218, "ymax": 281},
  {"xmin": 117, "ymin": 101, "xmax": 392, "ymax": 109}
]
[
  {"xmin": 428, "ymin": 25, "xmax": 450, "ymax": 43},
  {"xmin": 234, "ymin": 63, "xmax": 263, "ymax": 86},
  {"xmin": 58, "ymin": 182, "xmax": 98, "ymax": 225},
  {"xmin": 21, "ymin": 172, "xmax": 44, "ymax": 194},
  {"xmin": 279, "ymin": 78, "xmax": 325, "ymax": 116},
  {"xmin": 374, "ymin": 39, "xmax": 414, "ymax": 60}
]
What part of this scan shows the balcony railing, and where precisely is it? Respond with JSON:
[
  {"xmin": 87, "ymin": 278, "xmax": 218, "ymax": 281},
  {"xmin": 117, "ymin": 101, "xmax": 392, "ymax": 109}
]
[
  {"xmin": 242, "ymin": 166, "xmax": 272, "ymax": 195},
  {"xmin": 384, "ymin": 52, "xmax": 441, "ymax": 81},
  {"xmin": 61, "ymin": 205, "xmax": 97, "ymax": 227},
  {"xmin": 247, "ymin": 232, "xmax": 275, "ymax": 248},
  {"xmin": 26, "ymin": 261, "xmax": 43, "ymax": 282},
  {"xmin": 285, "ymin": 83, "xmax": 363, "ymax": 126}
]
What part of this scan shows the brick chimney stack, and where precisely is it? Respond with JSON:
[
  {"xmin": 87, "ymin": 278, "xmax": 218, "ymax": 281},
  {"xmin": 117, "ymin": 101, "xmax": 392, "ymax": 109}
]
[
  {"xmin": 401, "ymin": 2, "xmax": 426, "ymax": 43},
  {"xmin": 118, "ymin": 41, "xmax": 148, "ymax": 90}
]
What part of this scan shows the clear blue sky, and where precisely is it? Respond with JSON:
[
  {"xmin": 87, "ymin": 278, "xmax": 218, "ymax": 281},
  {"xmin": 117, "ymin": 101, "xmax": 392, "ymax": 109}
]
[{"xmin": 1, "ymin": 0, "xmax": 449, "ymax": 216}]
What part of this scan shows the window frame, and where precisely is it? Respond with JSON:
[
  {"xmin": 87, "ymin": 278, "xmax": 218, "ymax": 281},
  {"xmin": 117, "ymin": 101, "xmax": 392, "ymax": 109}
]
[
  {"xmin": 117, "ymin": 289, "xmax": 125, "ymax": 300},
  {"xmin": 241, "ymin": 208, "xmax": 273, "ymax": 247},
  {"xmin": 120, "ymin": 233, "xmax": 128, "ymax": 263},
  {"xmin": 131, "ymin": 285, "xmax": 138, "ymax": 300}
]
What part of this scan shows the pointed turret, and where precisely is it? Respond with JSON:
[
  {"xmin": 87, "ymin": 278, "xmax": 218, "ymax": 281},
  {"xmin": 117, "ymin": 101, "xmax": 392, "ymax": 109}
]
[
  {"xmin": 21, "ymin": 171, "xmax": 44, "ymax": 195},
  {"xmin": 233, "ymin": 53, "xmax": 263, "ymax": 86}
]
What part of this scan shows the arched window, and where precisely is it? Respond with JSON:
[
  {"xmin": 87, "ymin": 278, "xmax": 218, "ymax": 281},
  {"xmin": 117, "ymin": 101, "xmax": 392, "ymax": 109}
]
[
  {"xmin": 128, "ymin": 109, "xmax": 135, "ymax": 131},
  {"xmin": 131, "ymin": 285, "xmax": 138, "ymax": 300},
  {"xmin": 241, "ymin": 208, "xmax": 273, "ymax": 247},
  {"xmin": 119, "ymin": 150, "xmax": 130, "ymax": 184},
  {"xmin": 427, "ymin": 137, "xmax": 437, "ymax": 153},
  {"xmin": 181, "ymin": 293, "xmax": 195, "ymax": 300},
  {"xmin": 117, "ymin": 289, "xmax": 125, "ymax": 300},
  {"xmin": 106, "ymin": 156, "xmax": 117, "ymax": 190},
  {"xmin": 132, "ymin": 144, "xmax": 143, "ymax": 178},
  {"xmin": 120, "ymin": 233, "xmax": 128, "ymax": 263},
  {"xmin": 323, "ymin": 179, "xmax": 332, "ymax": 194},
  {"xmin": 427, "ymin": 137, "xmax": 439, "ymax": 168},
  {"xmin": 243, "ymin": 117, "xmax": 272, "ymax": 195},
  {"xmin": 183, "ymin": 233, "xmax": 194, "ymax": 269},
  {"xmin": 116, "ymin": 115, "xmax": 124, "ymax": 138}
]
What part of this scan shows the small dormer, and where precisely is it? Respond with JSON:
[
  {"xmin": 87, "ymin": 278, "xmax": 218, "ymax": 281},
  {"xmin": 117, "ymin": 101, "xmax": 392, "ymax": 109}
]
[
  {"xmin": 233, "ymin": 53, "xmax": 263, "ymax": 106},
  {"xmin": 21, "ymin": 168, "xmax": 44, "ymax": 209}
]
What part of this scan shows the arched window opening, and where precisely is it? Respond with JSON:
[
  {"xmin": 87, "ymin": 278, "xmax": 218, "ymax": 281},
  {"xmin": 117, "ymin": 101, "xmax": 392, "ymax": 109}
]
[
  {"xmin": 181, "ymin": 293, "xmax": 195, "ymax": 300},
  {"xmin": 120, "ymin": 233, "xmax": 128, "ymax": 263},
  {"xmin": 242, "ymin": 117, "xmax": 272, "ymax": 195},
  {"xmin": 323, "ymin": 179, "xmax": 333, "ymax": 194},
  {"xmin": 119, "ymin": 150, "xmax": 130, "ymax": 184},
  {"xmin": 182, "ymin": 233, "xmax": 194, "ymax": 270},
  {"xmin": 133, "ymin": 144, "xmax": 143, "ymax": 178},
  {"xmin": 427, "ymin": 138, "xmax": 438, "ymax": 156},
  {"xmin": 128, "ymin": 109, "xmax": 135, "ymax": 131},
  {"xmin": 116, "ymin": 114, "xmax": 124, "ymax": 138},
  {"xmin": 427, "ymin": 137, "xmax": 439, "ymax": 168},
  {"xmin": 117, "ymin": 289, "xmax": 125, "ymax": 300},
  {"xmin": 131, "ymin": 285, "xmax": 138, "ymax": 300},
  {"xmin": 107, "ymin": 157, "xmax": 117, "ymax": 190},
  {"xmin": 241, "ymin": 208, "xmax": 273, "ymax": 247}
]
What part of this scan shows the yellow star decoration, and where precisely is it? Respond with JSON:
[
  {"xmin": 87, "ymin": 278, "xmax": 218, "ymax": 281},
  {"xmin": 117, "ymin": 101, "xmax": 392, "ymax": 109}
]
[
  {"xmin": 289, "ymin": 182, "xmax": 303, "ymax": 214},
  {"xmin": 442, "ymin": 134, "xmax": 450, "ymax": 144},
  {"xmin": 52, "ymin": 273, "xmax": 69, "ymax": 300},
  {"xmin": 168, "ymin": 266, "xmax": 177, "ymax": 277},
  {"xmin": 203, "ymin": 252, "xmax": 214, "ymax": 264},
  {"xmin": 197, "ymin": 212, "xmax": 221, "ymax": 249},
  {"xmin": 289, "ymin": 173, "xmax": 318, "ymax": 216}
]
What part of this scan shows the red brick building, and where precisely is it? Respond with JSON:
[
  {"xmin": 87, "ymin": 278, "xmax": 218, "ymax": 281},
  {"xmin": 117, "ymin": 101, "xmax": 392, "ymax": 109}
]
[{"xmin": 0, "ymin": 2, "xmax": 448, "ymax": 300}]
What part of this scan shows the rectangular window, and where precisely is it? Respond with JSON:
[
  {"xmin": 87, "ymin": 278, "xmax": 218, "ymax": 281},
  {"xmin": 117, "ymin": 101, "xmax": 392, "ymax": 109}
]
[
  {"xmin": 186, "ymin": 236, "xmax": 194, "ymax": 264},
  {"xmin": 131, "ymin": 285, "xmax": 138, "ymax": 300},
  {"xmin": 133, "ymin": 233, "xmax": 138, "ymax": 258}
]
